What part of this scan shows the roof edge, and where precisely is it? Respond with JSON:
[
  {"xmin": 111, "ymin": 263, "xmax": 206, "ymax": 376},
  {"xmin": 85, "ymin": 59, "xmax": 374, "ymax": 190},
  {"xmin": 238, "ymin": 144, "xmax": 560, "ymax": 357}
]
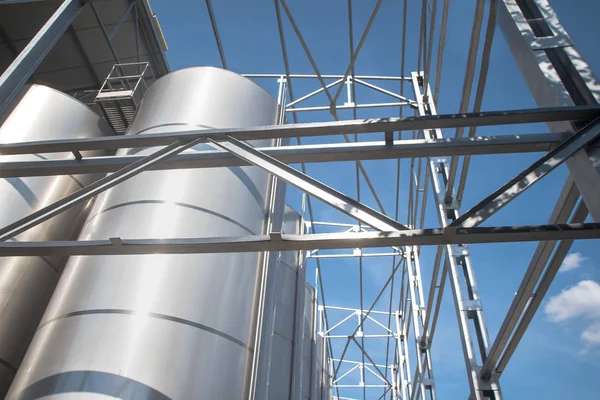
[{"xmin": 137, "ymin": 0, "xmax": 170, "ymax": 75}]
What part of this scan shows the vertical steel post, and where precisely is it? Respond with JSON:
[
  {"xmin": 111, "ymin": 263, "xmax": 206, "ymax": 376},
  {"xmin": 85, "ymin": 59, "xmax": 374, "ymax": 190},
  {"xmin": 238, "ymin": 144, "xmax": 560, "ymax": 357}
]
[
  {"xmin": 291, "ymin": 249, "xmax": 308, "ymax": 400},
  {"xmin": 248, "ymin": 77, "xmax": 288, "ymax": 400},
  {"xmin": 344, "ymin": 76, "xmax": 354, "ymax": 107},
  {"xmin": 248, "ymin": 75, "xmax": 288, "ymax": 400},
  {"xmin": 246, "ymin": 168, "xmax": 286, "ymax": 400},
  {"xmin": 391, "ymin": 364, "xmax": 398, "ymax": 400},
  {"xmin": 0, "ymin": 0, "xmax": 85, "ymax": 115},
  {"xmin": 411, "ymin": 72, "xmax": 502, "ymax": 400},
  {"xmin": 396, "ymin": 308, "xmax": 412, "ymax": 400},
  {"xmin": 405, "ymin": 246, "xmax": 436, "ymax": 400}
]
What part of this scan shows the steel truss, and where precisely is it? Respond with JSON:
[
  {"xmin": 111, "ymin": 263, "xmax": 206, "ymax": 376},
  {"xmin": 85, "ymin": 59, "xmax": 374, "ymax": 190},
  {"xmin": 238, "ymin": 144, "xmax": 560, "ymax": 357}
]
[
  {"xmin": 0, "ymin": 81, "xmax": 599, "ymax": 400},
  {"xmin": 1, "ymin": 0, "xmax": 600, "ymax": 399}
]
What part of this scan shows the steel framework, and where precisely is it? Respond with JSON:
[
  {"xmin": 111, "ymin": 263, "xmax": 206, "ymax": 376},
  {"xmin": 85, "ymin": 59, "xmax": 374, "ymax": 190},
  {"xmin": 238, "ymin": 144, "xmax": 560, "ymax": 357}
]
[{"xmin": 0, "ymin": 0, "xmax": 599, "ymax": 399}]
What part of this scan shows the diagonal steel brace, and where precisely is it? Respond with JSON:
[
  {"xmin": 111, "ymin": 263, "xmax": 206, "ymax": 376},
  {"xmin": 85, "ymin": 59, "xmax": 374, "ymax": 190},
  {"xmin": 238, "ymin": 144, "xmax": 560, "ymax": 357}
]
[
  {"xmin": 207, "ymin": 136, "xmax": 409, "ymax": 231},
  {"xmin": 451, "ymin": 117, "xmax": 600, "ymax": 228},
  {"xmin": 0, "ymin": 138, "xmax": 205, "ymax": 241}
]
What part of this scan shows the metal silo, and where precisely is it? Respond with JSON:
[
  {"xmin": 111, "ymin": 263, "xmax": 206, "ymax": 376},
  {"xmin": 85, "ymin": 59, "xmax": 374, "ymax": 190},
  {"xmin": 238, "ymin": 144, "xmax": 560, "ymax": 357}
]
[
  {"xmin": 0, "ymin": 85, "xmax": 111, "ymax": 396},
  {"xmin": 253, "ymin": 205, "xmax": 309, "ymax": 400},
  {"xmin": 7, "ymin": 67, "xmax": 292, "ymax": 399}
]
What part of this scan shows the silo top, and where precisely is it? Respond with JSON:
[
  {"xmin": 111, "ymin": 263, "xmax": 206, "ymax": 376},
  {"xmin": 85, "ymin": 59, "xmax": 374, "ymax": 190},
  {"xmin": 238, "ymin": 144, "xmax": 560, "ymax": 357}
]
[{"xmin": 128, "ymin": 67, "xmax": 279, "ymax": 135}]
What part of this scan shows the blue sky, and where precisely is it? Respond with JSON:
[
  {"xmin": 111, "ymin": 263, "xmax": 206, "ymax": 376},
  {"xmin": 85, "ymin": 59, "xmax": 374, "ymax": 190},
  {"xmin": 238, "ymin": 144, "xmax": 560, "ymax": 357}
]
[{"xmin": 150, "ymin": 1, "xmax": 600, "ymax": 398}]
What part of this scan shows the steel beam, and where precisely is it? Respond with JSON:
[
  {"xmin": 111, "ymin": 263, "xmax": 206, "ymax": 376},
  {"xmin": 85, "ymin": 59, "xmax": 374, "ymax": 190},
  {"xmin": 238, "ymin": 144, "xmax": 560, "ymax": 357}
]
[
  {"xmin": 0, "ymin": 132, "xmax": 560, "ymax": 178},
  {"xmin": 443, "ymin": 0, "xmax": 487, "ymax": 198},
  {"xmin": 498, "ymin": 0, "xmax": 600, "ymax": 221},
  {"xmin": 0, "ymin": 0, "xmax": 84, "ymax": 115},
  {"xmin": 432, "ymin": 0, "xmax": 449, "ymax": 105},
  {"xmin": 451, "ymin": 117, "xmax": 600, "ymax": 228},
  {"xmin": 453, "ymin": 0, "xmax": 497, "ymax": 204},
  {"xmin": 287, "ymin": 102, "xmax": 412, "ymax": 113},
  {"xmin": 479, "ymin": 176, "xmax": 581, "ymax": 379},
  {"xmin": 90, "ymin": 1, "xmax": 122, "ymax": 64},
  {"xmin": 495, "ymin": 203, "xmax": 588, "ymax": 376},
  {"xmin": 278, "ymin": 0, "xmax": 335, "ymax": 110},
  {"xmin": 205, "ymin": 0, "xmax": 227, "ymax": 69},
  {"xmin": 351, "ymin": 338, "xmax": 393, "ymax": 389},
  {"xmin": 207, "ymin": 136, "xmax": 409, "ymax": 231},
  {"xmin": 566, "ymin": 148, "xmax": 600, "ymax": 221},
  {"xmin": 331, "ymin": 0, "xmax": 383, "ymax": 105},
  {"xmin": 0, "ymin": 138, "xmax": 204, "ymax": 242},
  {"xmin": 0, "ymin": 223, "xmax": 597, "ymax": 256},
  {"xmin": 0, "ymin": 107, "xmax": 596, "ymax": 156},
  {"xmin": 353, "ymin": 78, "xmax": 416, "ymax": 104},
  {"xmin": 286, "ymin": 79, "xmax": 343, "ymax": 108},
  {"xmin": 108, "ymin": 0, "xmax": 136, "ymax": 41},
  {"xmin": 276, "ymin": 0, "xmax": 388, "ymax": 221},
  {"xmin": 243, "ymin": 74, "xmax": 410, "ymax": 80}
]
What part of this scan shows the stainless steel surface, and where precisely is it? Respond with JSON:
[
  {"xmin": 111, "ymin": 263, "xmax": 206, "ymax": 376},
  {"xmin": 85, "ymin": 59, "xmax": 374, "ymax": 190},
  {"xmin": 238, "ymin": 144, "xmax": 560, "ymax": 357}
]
[
  {"xmin": 7, "ymin": 67, "xmax": 282, "ymax": 399},
  {"xmin": 0, "ymin": 84, "xmax": 110, "ymax": 396},
  {"xmin": 260, "ymin": 206, "xmax": 306, "ymax": 400},
  {"xmin": 302, "ymin": 285, "xmax": 315, "ymax": 400}
]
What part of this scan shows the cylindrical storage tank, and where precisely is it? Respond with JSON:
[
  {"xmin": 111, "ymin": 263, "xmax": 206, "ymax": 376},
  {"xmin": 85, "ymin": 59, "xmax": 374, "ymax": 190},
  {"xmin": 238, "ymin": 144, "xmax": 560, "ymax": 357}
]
[
  {"xmin": 256, "ymin": 206, "xmax": 305, "ymax": 400},
  {"xmin": 0, "ymin": 85, "xmax": 111, "ymax": 396},
  {"xmin": 8, "ymin": 67, "xmax": 283, "ymax": 399}
]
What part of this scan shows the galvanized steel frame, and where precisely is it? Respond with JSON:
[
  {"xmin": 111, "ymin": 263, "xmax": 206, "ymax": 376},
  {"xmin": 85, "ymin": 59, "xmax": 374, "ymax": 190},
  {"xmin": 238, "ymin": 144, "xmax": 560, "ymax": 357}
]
[
  {"xmin": 2, "ymin": 0, "xmax": 600, "ymax": 399},
  {"xmin": 411, "ymin": 72, "xmax": 502, "ymax": 399}
]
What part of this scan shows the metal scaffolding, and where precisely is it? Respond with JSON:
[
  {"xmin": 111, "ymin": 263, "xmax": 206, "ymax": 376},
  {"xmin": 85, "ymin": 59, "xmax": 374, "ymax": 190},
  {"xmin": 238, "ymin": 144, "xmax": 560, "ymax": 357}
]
[{"xmin": 0, "ymin": 0, "xmax": 599, "ymax": 399}]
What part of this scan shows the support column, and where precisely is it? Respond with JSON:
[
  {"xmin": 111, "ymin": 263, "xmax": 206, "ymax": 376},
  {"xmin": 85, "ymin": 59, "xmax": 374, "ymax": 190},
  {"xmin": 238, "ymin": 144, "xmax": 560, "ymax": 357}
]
[
  {"xmin": 405, "ymin": 246, "xmax": 436, "ymax": 400},
  {"xmin": 498, "ymin": 0, "xmax": 600, "ymax": 220},
  {"xmin": 0, "ymin": 0, "xmax": 85, "ymax": 115},
  {"xmin": 411, "ymin": 72, "xmax": 502, "ymax": 400},
  {"xmin": 396, "ymin": 263, "xmax": 413, "ymax": 400}
]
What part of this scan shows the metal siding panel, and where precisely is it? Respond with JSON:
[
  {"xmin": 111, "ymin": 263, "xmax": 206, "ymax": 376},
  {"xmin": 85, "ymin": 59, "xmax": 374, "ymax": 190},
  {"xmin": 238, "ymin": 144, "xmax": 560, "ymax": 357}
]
[
  {"xmin": 302, "ymin": 285, "xmax": 315, "ymax": 399},
  {"xmin": 256, "ymin": 207, "xmax": 302, "ymax": 399},
  {"xmin": 266, "ymin": 333, "xmax": 294, "ymax": 399},
  {"xmin": 273, "ymin": 264, "xmax": 297, "ymax": 341}
]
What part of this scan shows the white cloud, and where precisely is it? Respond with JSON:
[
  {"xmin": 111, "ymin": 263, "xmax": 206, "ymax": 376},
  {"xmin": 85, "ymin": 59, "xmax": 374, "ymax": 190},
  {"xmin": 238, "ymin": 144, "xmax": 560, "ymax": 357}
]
[
  {"xmin": 581, "ymin": 322, "xmax": 600, "ymax": 347},
  {"xmin": 544, "ymin": 280, "xmax": 600, "ymax": 353},
  {"xmin": 559, "ymin": 252, "xmax": 588, "ymax": 273}
]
